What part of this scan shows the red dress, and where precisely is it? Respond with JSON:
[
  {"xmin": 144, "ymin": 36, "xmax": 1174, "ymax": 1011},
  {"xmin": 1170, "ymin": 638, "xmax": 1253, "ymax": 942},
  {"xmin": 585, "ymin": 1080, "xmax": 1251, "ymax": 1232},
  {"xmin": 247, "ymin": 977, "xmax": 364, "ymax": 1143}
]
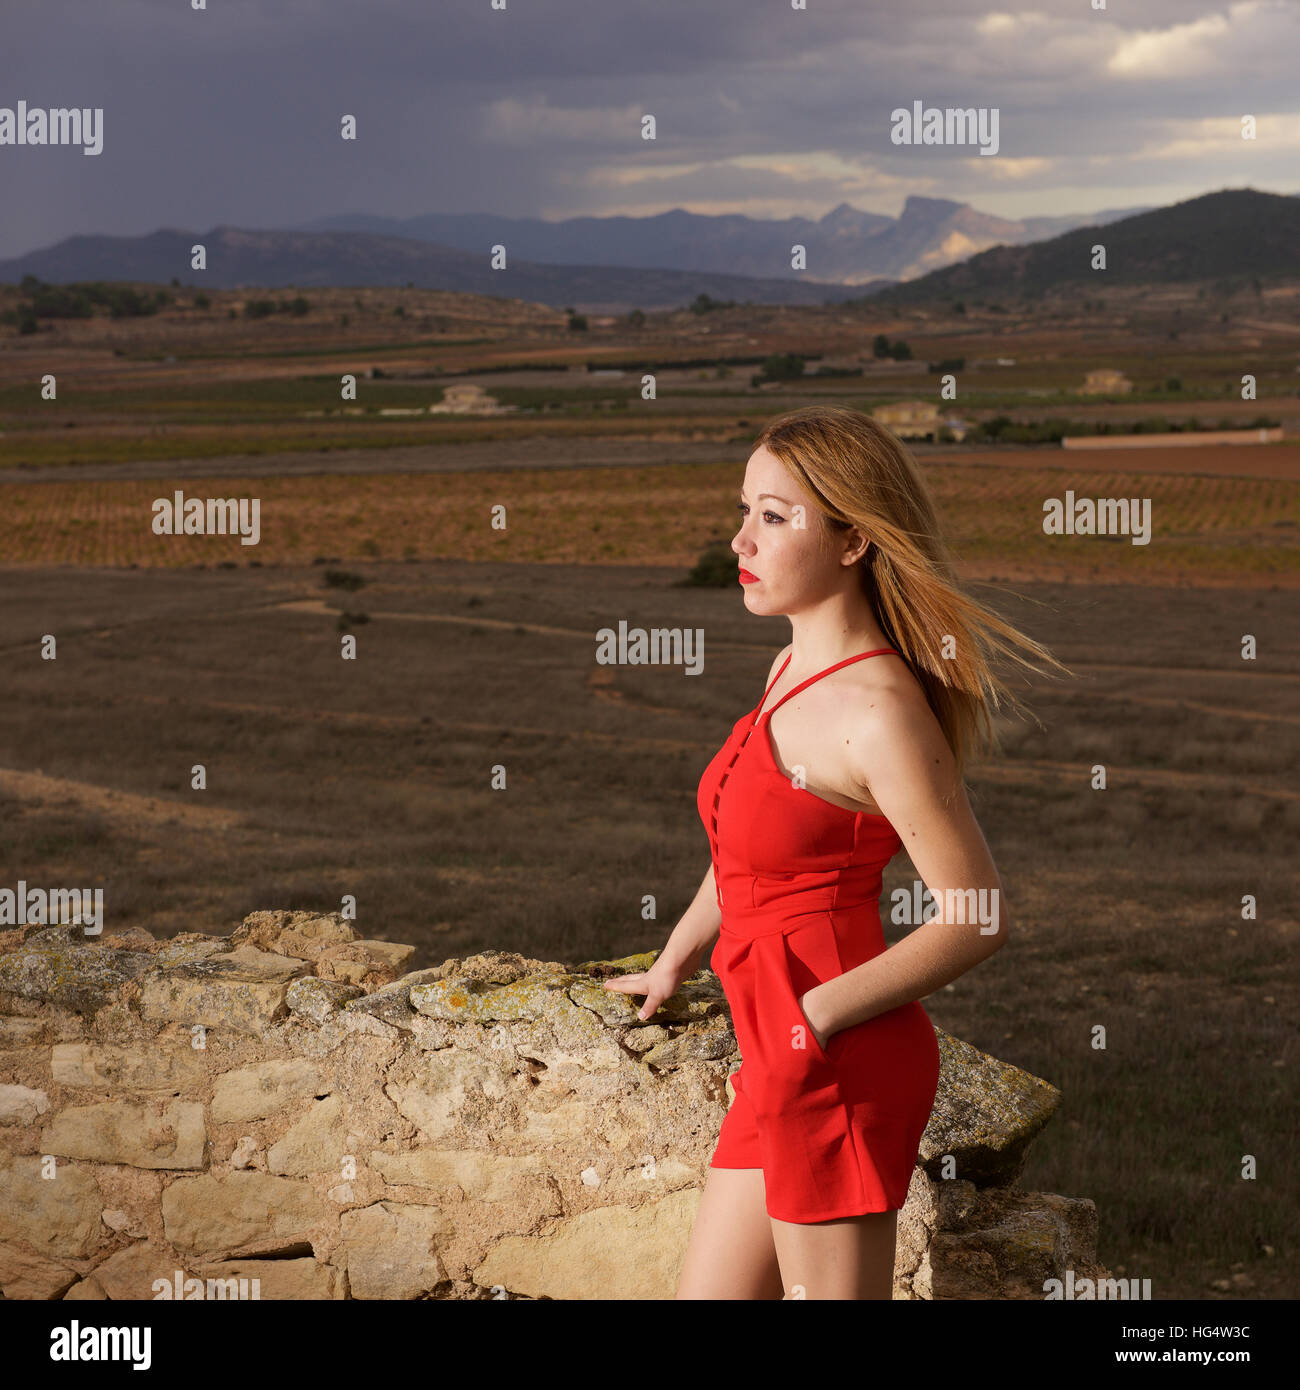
[{"xmin": 698, "ymin": 649, "xmax": 941, "ymax": 1222}]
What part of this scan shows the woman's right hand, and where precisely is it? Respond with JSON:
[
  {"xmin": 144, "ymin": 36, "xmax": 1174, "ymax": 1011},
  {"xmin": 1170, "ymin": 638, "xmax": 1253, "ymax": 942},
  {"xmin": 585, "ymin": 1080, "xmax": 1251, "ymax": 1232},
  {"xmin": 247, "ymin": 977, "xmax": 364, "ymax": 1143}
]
[{"xmin": 602, "ymin": 952, "xmax": 697, "ymax": 1021}]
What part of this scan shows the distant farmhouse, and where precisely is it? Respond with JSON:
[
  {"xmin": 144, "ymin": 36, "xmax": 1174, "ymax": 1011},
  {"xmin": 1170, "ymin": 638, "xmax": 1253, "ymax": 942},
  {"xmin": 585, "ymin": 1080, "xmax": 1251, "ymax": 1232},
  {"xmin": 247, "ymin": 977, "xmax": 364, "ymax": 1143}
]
[
  {"xmin": 1079, "ymin": 369, "xmax": 1133, "ymax": 395},
  {"xmin": 428, "ymin": 383, "xmax": 515, "ymax": 416},
  {"xmin": 873, "ymin": 400, "xmax": 967, "ymax": 443}
]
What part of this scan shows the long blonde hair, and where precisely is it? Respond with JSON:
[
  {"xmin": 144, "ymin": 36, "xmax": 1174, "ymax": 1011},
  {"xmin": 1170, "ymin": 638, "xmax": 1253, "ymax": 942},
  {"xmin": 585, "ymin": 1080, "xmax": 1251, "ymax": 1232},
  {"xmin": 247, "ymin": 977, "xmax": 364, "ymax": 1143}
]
[{"xmin": 753, "ymin": 403, "xmax": 1071, "ymax": 774}]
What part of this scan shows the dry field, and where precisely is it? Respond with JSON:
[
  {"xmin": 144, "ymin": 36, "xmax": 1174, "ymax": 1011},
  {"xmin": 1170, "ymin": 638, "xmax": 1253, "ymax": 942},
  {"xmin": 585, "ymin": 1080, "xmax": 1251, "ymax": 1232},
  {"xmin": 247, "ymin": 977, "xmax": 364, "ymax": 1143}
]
[{"xmin": 0, "ymin": 452, "xmax": 1295, "ymax": 586}]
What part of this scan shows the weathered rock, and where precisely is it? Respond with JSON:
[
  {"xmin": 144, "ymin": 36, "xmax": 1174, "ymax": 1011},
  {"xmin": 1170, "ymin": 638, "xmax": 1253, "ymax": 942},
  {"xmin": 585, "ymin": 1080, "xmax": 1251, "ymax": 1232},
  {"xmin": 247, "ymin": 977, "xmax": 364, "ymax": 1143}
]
[
  {"xmin": 99, "ymin": 926, "xmax": 158, "ymax": 951},
  {"xmin": 0, "ymin": 929, "xmax": 156, "ymax": 1012},
  {"xmin": 355, "ymin": 939, "xmax": 417, "ymax": 971},
  {"xmin": 640, "ymin": 1021, "xmax": 736, "ymax": 1070},
  {"xmin": 313, "ymin": 944, "xmax": 394, "ymax": 988},
  {"xmin": 232, "ymin": 909, "xmax": 358, "ymax": 950},
  {"xmin": 0, "ymin": 1083, "xmax": 50, "ymax": 1125},
  {"xmin": 192, "ymin": 1256, "xmax": 344, "ymax": 1299},
  {"xmin": 0, "ymin": 1015, "xmax": 47, "ymax": 1046},
  {"xmin": 62, "ymin": 1275, "xmax": 108, "ymax": 1299},
  {"xmin": 51, "ymin": 1041, "xmax": 207, "ymax": 1094},
  {"xmin": 91, "ymin": 1241, "xmax": 192, "ymax": 1300},
  {"xmin": 230, "ymin": 912, "xmax": 373, "ymax": 981},
  {"xmin": 146, "ymin": 938, "xmax": 233, "ymax": 970},
  {"xmin": 210, "ymin": 1058, "xmax": 323, "ymax": 1123},
  {"xmin": 620, "ymin": 1024, "xmax": 671, "ymax": 1053},
  {"xmin": 338, "ymin": 1201, "xmax": 447, "ymax": 1299},
  {"xmin": 368, "ymin": 1147, "xmax": 545, "ymax": 1200},
  {"xmin": 918, "ymin": 1031, "xmax": 1060, "ymax": 1186},
  {"xmin": 42, "ymin": 1099, "xmax": 206, "ymax": 1169},
  {"xmin": 266, "ymin": 1095, "xmax": 352, "ymax": 1177},
  {"xmin": 906, "ymin": 1180, "xmax": 1104, "ymax": 1299},
  {"xmin": 410, "ymin": 962, "xmax": 627, "ymax": 1065},
  {"xmin": 342, "ymin": 965, "xmax": 457, "ymax": 1031},
  {"xmin": 161, "ymin": 1170, "xmax": 327, "ymax": 1256},
  {"xmin": 0, "ymin": 1154, "xmax": 102, "ymax": 1258},
  {"xmin": 286, "ymin": 976, "xmax": 364, "ymax": 1023},
  {"xmin": 474, "ymin": 1190, "xmax": 698, "ymax": 1300},
  {"xmin": 385, "ymin": 1049, "xmax": 511, "ymax": 1142},
  {"xmin": 0, "ymin": 1240, "xmax": 80, "ymax": 1299},
  {"xmin": 139, "ymin": 945, "xmax": 309, "ymax": 1035}
]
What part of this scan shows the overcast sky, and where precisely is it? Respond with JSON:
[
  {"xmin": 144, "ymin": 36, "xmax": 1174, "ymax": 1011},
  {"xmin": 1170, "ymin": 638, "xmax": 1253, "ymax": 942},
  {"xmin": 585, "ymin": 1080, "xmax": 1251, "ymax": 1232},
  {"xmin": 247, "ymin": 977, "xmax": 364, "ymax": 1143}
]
[{"xmin": 1, "ymin": 0, "xmax": 1296, "ymax": 258}]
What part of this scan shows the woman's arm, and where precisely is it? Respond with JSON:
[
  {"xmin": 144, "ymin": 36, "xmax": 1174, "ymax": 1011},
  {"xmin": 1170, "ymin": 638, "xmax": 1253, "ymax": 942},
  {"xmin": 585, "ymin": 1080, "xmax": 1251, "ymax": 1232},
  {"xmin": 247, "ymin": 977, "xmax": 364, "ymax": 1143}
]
[
  {"xmin": 604, "ymin": 863, "xmax": 723, "ymax": 1019},
  {"xmin": 801, "ymin": 680, "xmax": 1010, "ymax": 1041},
  {"xmin": 655, "ymin": 647, "xmax": 790, "ymax": 977},
  {"xmin": 656, "ymin": 863, "xmax": 723, "ymax": 977}
]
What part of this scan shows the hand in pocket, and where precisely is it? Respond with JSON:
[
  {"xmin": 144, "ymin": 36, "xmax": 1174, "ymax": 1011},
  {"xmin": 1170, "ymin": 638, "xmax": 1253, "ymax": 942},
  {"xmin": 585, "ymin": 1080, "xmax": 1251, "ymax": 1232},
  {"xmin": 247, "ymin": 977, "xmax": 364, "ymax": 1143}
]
[{"xmin": 795, "ymin": 990, "xmax": 833, "ymax": 1059}]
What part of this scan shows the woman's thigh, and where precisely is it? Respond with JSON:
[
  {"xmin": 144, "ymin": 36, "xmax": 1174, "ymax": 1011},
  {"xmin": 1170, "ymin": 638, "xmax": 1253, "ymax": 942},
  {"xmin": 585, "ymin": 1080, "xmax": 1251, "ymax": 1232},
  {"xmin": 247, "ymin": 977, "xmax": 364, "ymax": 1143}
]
[
  {"xmin": 770, "ymin": 1208, "xmax": 899, "ymax": 1300},
  {"xmin": 675, "ymin": 1167, "xmax": 784, "ymax": 1300}
]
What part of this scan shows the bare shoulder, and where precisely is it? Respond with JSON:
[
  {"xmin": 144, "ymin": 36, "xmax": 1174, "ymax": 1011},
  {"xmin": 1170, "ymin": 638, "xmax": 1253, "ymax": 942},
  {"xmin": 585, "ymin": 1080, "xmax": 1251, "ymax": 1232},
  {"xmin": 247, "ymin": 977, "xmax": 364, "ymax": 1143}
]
[
  {"xmin": 835, "ymin": 649, "xmax": 931, "ymax": 719},
  {"xmin": 834, "ymin": 656, "xmax": 959, "ymax": 798},
  {"xmin": 763, "ymin": 642, "xmax": 793, "ymax": 690}
]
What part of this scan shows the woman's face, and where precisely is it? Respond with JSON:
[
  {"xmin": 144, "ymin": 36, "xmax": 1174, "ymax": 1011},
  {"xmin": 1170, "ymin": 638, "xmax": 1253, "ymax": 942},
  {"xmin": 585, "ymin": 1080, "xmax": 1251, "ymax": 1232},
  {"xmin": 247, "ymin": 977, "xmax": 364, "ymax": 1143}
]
[{"xmin": 731, "ymin": 446, "xmax": 860, "ymax": 615}]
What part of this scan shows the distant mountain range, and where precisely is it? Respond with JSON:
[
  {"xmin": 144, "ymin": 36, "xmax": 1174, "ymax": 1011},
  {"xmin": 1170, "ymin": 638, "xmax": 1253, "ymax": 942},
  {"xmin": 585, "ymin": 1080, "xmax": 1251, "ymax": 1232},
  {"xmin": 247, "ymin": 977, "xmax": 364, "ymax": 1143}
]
[
  {"xmin": 0, "ymin": 228, "xmax": 881, "ymax": 312},
  {"xmin": 295, "ymin": 196, "xmax": 1151, "ymax": 284},
  {"xmin": 0, "ymin": 189, "xmax": 1292, "ymax": 313},
  {"xmin": 871, "ymin": 188, "xmax": 1300, "ymax": 303},
  {"xmin": 0, "ymin": 195, "xmax": 1149, "ymax": 313}
]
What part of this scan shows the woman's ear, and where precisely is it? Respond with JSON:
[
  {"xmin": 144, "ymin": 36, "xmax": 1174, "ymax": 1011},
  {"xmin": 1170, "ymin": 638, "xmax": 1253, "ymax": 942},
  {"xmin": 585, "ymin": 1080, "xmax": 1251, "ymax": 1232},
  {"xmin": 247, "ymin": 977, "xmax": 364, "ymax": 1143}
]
[{"xmin": 841, "ymin": 528, "xmax": 871, "ymax": 567}]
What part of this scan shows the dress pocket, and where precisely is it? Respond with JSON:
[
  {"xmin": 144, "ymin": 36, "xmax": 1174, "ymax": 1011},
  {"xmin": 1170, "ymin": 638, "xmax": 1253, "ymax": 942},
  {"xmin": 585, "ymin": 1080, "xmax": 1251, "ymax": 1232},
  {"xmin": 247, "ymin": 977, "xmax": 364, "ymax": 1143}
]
[
  {"xmin": 781, "ymin": 916, "xmax": 846, "ymax": 1052},
  {"xmin": 775, "ymin": 926, "xmax": 843, "ymax": 1074},
  {"xmin": 792, "ymin": 989, "xmax": 833, "ymax": 1064}
]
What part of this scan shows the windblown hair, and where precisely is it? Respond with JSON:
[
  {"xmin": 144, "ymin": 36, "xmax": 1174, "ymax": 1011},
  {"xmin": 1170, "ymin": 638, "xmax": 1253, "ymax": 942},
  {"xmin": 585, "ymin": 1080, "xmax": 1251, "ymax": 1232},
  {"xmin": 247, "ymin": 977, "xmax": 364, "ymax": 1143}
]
[{"xmin": 752, "ymin": 403, "xmax": 1071, "ymax": 774}]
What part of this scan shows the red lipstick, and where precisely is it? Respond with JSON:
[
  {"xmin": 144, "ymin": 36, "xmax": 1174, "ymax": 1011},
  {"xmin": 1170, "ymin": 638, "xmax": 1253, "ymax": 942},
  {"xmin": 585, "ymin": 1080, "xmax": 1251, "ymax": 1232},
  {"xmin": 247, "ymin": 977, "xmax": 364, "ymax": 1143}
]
[{"xmin": 738, "ymin": 568, "xmax": 758, "ymax": 584}]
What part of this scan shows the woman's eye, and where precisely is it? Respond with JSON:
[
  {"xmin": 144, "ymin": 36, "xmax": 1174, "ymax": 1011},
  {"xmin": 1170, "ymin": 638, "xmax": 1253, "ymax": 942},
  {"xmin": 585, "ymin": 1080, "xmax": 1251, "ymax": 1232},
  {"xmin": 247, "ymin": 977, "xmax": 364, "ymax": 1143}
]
[{"xmin": 736, "ymin": 503, "xmax": 784, "ymax": 524}]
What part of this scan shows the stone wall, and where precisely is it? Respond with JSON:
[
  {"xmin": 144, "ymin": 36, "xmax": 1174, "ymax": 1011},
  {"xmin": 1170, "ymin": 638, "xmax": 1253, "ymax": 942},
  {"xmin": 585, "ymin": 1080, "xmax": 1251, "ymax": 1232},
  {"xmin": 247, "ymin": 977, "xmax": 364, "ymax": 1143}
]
[{"xmin": 0, "ymin": 911, "xmax": 1109, "ymax": 1299}]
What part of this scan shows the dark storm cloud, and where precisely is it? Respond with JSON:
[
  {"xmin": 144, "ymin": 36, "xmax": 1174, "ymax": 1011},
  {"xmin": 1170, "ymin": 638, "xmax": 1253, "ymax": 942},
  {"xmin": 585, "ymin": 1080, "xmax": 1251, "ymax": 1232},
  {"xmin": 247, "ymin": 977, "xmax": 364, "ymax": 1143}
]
[{"xmin": 1, "ymin": 0, "xmax": 1296, "ymax": 257}]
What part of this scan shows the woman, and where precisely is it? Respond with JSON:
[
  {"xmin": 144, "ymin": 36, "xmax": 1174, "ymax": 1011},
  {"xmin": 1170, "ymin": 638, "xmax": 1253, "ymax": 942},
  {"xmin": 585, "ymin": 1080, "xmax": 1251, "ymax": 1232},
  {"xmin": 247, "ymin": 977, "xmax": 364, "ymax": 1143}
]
[{"xmin": 605, "ymin": 404, "xmax": 1067, "ymax": 1300}]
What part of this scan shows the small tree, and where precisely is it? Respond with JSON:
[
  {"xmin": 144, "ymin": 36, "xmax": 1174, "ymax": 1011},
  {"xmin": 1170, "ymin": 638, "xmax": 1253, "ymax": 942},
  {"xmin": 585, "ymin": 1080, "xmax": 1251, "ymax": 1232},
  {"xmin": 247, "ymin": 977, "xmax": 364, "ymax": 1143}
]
[{"xmin": 758, "ymin": 353, "xmax": 805, "ymax": 382}]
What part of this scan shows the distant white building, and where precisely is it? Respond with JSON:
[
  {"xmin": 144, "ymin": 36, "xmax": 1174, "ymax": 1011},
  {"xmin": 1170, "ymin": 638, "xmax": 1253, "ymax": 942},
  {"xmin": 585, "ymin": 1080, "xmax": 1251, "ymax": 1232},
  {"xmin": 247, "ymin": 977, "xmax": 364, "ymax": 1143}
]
[
  {"xmin": 1079, "ymin": 369, "xmax": 1132, "ymax": 395},
  {"xmin": 428, "ymin": 383, "xmax": 515, "ymax": 416},
  {"xmin": 873, "ymin": 400, "xmax": 967, "ymax": 442}
]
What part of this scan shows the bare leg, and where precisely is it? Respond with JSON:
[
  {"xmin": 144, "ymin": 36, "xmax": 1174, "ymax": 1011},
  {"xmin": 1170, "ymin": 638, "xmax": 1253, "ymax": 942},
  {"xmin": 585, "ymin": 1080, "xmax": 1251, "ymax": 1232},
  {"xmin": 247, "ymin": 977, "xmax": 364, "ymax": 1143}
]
[
  {"xmin": 770, "ymin": 1208, "xmax": 899, "ymax": 1300},
  {"xmin": 675, "ymin": 1168, "xmax": 785, "ymax": 1299}
]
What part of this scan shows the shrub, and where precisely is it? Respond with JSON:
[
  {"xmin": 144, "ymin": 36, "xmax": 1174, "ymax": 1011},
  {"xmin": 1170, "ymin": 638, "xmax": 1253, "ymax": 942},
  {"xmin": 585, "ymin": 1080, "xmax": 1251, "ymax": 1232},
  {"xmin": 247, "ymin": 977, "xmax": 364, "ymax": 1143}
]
[
  {"xmin": 322, "ymin": 569, "xmax": 366, "ymax": 591},
  {"xmin": 677, "ymin": 540, "xmax": 738, "ymax": 588}
]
